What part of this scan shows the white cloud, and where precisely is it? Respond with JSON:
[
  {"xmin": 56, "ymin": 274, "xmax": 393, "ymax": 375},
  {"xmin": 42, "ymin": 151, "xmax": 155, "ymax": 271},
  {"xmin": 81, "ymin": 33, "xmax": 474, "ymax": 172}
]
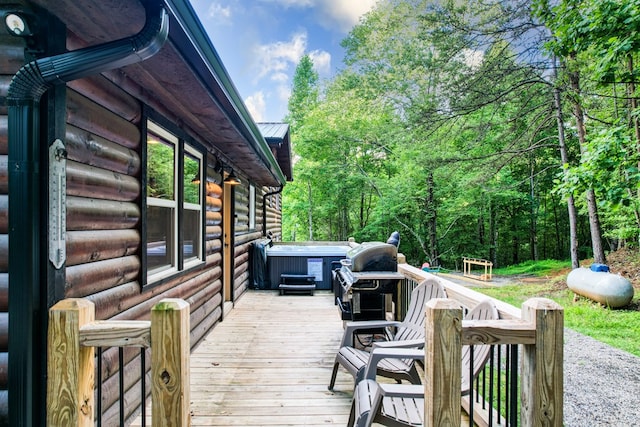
[
  {"xmin": 245, "ymin": 91, "xmax": 266, "ymax": 122},
  {"xmin": 259, "ymin": 0, "xmax": 314, "ymax": 6},
  {"xmin": 254, "ymin": 31, "xmax": 307, "ymax": 82},
  {"xmin": 309, "ymin": 50, "xmax": 331, "ymax": 76},
  {"xmin": 316, "ymin": 0, "xmax": 377, "ymax": 32},
  {"xmin": 271, "ymin": 72, "xmax": 289, "ymax": 83},
  {"xmin": 257, "ymin": 0, "xmax": 376, "ymax": 32},
  {"xmin": 206, "ymin": 2, "xmax": 232, "ymax": 24}
]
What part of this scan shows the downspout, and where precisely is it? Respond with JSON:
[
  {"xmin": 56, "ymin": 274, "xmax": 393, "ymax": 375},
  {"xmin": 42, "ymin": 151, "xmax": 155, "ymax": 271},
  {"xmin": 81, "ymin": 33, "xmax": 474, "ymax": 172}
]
[
  {"xmin": 7, "ymin": 3, "xmax": 168, "ymax": 426},
  {"xmin": 263, "ymin": 185, "xmax": 284, "ymax": 237}
]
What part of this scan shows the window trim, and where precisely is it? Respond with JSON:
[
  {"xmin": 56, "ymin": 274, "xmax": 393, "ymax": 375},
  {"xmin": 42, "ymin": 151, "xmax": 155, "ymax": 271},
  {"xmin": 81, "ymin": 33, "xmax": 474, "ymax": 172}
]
[
  {"xmin": 143, "ymin": 117, "xmax": 207, "ymax": 290},
  {"xmin": 249, "ymin": 184, "xmax": 256, "ymax": 231}
]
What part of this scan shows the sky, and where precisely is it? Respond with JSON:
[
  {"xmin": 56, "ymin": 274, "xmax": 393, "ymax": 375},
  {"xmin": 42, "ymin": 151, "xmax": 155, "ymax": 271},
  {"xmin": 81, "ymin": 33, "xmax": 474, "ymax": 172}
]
[{"xmin": 188, "ymin": 0, "xmax": 378, "ymax": 123}]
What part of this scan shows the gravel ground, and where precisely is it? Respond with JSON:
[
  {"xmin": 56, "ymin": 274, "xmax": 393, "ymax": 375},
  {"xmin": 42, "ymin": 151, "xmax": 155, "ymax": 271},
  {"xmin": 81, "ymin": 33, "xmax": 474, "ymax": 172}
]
[{"xmin": 564, "ymin": 328, "xmax": 640, "ymax": 426}]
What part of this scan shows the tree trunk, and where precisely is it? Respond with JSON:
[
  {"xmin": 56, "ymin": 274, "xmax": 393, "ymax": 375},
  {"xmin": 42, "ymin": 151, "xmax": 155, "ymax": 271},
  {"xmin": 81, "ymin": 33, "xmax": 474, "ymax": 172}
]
[
  {"xmin": 425, "ymin": 172, "xmax": 439, "ymax": 266},
  {"xmin": 553, "ymin": 57, "xmax": 579, "ymax": 268},
  {"xmin": 529, "ymin": 154, "xmax": 538, "ymax": 261},
  {"xmin": 307, "ymin": 180, "xmax": 313, "ymax": 241},
  {"xmin": 625, "ymin": 56, "xmax": 640, "ymax": 240},
  {"xmin": 489, "ymin": 197, "xmax": 498, "ymax": 267},
  {"xmin": 568, "ymin": 57, "xmax": 606, "ymax": 264}
]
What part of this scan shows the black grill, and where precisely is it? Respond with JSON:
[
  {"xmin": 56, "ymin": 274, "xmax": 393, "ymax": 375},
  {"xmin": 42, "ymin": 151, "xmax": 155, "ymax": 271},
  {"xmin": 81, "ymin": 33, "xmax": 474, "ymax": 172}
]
[{"xmin": 334, "ymin": 241, "xmax": 404, "ymax": 322}]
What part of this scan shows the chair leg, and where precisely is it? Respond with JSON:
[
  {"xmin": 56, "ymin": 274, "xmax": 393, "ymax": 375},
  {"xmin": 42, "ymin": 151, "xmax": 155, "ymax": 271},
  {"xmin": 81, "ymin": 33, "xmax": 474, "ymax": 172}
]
[
  {"xmin": 347, "ymin": 398, "xmax": 356, "ymax": 427},
  {"xmin": 329, "ymin": 362, "xmax": 340, "ymax": 390}
]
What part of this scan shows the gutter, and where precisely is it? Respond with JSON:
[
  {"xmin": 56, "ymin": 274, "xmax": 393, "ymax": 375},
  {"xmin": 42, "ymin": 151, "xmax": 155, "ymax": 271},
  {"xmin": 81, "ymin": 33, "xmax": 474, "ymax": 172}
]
[
  {"xmin": 263, "ymin": 185, "xmax": 284, "ymax": 237},
  {"xmin": 6, "ymin": 2, "xmax": 168, "ymax": 426}
]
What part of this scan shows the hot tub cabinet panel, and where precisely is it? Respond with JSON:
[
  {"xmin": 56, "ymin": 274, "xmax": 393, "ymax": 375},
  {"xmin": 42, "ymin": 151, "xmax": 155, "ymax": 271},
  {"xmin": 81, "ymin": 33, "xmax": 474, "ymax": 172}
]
[{"xmin": 266, "ymin": 244, "xmax": 350, "ymax": 290}]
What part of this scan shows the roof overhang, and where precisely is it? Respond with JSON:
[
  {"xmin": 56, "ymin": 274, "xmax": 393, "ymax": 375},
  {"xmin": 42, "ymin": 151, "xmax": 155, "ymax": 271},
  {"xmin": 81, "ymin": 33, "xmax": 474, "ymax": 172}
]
[
  {"xmin": 28, "ymin": 0, "xmax": 286, "ymax": 186},
  {"xmin": 257, "ymin": 123, "xmax": 293, "ymax": 181}
]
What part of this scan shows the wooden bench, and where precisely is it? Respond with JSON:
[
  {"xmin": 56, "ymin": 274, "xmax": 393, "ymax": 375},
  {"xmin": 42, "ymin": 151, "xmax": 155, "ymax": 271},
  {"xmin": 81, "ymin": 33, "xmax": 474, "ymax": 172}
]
[{"xmin": 278, "ymin": 274, "xmax": 316, "ymax": 295}]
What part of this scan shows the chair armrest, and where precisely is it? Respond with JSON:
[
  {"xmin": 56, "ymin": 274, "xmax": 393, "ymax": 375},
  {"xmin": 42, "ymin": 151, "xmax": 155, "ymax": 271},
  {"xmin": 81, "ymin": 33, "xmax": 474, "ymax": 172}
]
[
  {"xmin": 372, "ymin": 338, "xmax": 424, "ymax": 349},
  {"xmin": 378, "ymin": 383, "xmax": 424, "ymax": 398},
  {"xmin": 363, "ymin": 348, "xmax": 424, "ymax": 380},
  {"xmin": 340, "ymin": 320, "xmax": 402, "ymax": 347}
]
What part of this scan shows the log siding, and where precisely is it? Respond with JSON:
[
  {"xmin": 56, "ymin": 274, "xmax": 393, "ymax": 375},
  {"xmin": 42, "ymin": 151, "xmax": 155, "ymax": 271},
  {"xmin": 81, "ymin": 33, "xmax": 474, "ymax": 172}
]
[{"xmin": 2, "ymin": 2, "xmax": 289, "ymax": 424}]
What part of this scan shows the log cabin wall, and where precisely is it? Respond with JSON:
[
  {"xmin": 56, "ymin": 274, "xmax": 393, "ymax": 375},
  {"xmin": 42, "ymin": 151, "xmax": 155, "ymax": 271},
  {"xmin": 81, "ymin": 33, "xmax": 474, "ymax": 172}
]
[
  {"xmin": 64, "ymin": 74, "xmax": 226, "ymax": 424},
  {"xmin": 264, "ymin": 190, "xmax": 283, "ymax": 240},
  {"xmin": 3, "ymin": 2, "xmax": 288, "ymax": 423},
  {"xmin": 233, "ymin": 182, "xmax": 257, "ymax": 299},
  {"xmin": 0, "ymin": 34, "xmax": 22, "ymax": 423}
]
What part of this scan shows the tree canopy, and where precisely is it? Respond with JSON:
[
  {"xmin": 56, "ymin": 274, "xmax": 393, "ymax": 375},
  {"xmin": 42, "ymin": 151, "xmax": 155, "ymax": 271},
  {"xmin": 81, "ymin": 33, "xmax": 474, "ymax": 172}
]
[{"xmin": 283, "ymin": 0, "xmax": 640, "ymax": 268}]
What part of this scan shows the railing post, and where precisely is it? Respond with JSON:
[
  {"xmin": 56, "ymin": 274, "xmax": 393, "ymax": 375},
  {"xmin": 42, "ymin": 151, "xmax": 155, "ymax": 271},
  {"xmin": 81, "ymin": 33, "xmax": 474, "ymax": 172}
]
[
  {"xmin": 521, "ymin": 297, "xmax": 564, "ymax": 426},
  {"xmin": 424, "ymin": 298, "xmax": 462, "ymax": 426},
  {"xmin": 46, "ymin": 298, "xmax": 95, "ymax": 427},
  {"xmin": 151, "ymin": 298, "xmax": 190, "ymax": 427}
]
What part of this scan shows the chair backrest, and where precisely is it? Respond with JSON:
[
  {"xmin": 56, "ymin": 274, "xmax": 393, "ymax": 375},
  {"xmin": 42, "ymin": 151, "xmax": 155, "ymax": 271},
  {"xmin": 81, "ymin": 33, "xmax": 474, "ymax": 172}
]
[
  {"xmin": 395, "ymin": 279, "xmax": 447, "ymax": 342},
  {"xmin": 461, "ymin": 299, "xmax": 499, "ymax": 395}
]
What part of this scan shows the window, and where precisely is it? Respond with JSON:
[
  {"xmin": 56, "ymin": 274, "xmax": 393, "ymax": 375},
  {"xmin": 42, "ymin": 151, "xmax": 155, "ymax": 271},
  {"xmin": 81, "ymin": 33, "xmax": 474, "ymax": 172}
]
[
  {"xmin": 146, "ymin": 121, "xmax": 204, "ymax": 284},
  {"xmin": 249, "ymin": 184, "xmax": 256, "ymax": 230}
]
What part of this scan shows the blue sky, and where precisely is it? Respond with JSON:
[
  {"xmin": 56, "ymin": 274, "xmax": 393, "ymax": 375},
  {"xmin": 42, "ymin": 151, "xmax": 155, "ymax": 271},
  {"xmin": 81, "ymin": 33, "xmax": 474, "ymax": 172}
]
[{"xmin": 189, "ymin": 0, "xmax": 377, "ymax": 122}]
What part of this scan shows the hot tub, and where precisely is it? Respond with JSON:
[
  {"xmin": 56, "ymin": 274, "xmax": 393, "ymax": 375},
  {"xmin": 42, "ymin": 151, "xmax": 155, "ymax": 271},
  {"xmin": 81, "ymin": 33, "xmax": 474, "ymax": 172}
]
[{"xmin": 266, "ymin": 243, "xmax": 351, "ymax": 290}]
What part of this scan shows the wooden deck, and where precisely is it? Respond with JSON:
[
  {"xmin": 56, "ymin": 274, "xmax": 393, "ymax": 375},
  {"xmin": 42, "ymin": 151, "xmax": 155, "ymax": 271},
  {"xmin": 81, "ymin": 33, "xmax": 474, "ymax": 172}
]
[
  {"xmin": 134, "ymin": 290, "xmax": 355, "ymax": 426},
  {"xmin": 130, "ymin": 290, "xmax": 477, "ymax": 426}
]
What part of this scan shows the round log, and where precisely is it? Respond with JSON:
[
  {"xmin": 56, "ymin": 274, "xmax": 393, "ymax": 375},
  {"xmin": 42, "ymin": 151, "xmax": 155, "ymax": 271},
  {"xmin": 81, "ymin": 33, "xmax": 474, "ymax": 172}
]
[
  {"xmin": 205, "ymin": 226, "xmax": 222, "ymax": 239},
  {"xmin": 0, "ymin": 313, "xmax": 6, "ymax": 351},
  {"xmin": 65, "ymin": 256, "xmax": 140, "ymax": 298},
  {"xmin": 110, "ymin": 266, "xmax": 222, "ymax": 322},
  {"xmin": 0, "ymin": 274, "xmax": 6, "ymax": 312},
  {"xmin": 0, "ymin": 352, "xmax": 7, "ymax": 388},
  {"xmin": 67, "ymin": 89, "xmax": 140, "ymax": 149},
  {"xmin": 0, "ymin": 195, "xmax": 7, "ymax": 233},
  {"xmin": 205, "ymin": 181, "xmax": 222, "ymax": 197},
  {"xmin": 0, "ymin": 37, "xmax": 26, "ymax": 74},
  {"xmin": 67, "ymin": 76, "xmax": 141, "ymax": 123},
  {"xmin": 0, "ymin": 116, "xmax": 7, "ymax": 154},
  {"xmin": 66, "ymin": 229, "xmax": 140, "ymax": 266},
  {"xmin": 0, "ymin": 235, "xmax": 7, "ymax": 272},
  {"xmin": 205, "ymin": 211, "xmax": 222, "ymax": 225},
  {"xmin": 206, "ymin": 239, "xmax": 222, "ymax": 254},
  {"xmin": 66, "ymin": 160, "xmax": 140, "ymax": 202},
  {"xmin": 206, "ymin": 196, "xmax": 222, "ymax": 211},
  {"xmin": 85, "ymin": 282, "xmax": 142, "ymax": 320},
  {"xmin": 0, "ymin": 155, "xmax": 6, "ymax": 194},
  {"xmin": 66, "ymin": 196, "xmax": 139, "ymax": 231},
  {"xmin": 66, "ymin": 124, "xmax": 141, "ymax": 175}
]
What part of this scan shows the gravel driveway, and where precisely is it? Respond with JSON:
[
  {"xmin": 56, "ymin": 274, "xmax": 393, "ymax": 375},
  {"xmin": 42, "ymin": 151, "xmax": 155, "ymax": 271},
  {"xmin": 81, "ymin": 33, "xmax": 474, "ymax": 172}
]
[{"xmin": 564, "ymin": 328, "xmax": 640, "ymax": 426}]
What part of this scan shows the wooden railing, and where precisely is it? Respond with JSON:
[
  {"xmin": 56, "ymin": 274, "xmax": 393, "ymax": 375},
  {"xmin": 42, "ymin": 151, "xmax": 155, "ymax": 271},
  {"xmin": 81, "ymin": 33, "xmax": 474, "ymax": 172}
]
[
  {"xmin": 398, "ymin": 263, "xmax": 563, "ymax": 427},
  {"xmin": 46, "ymin": 298, "xmax": 190, "ymax": 427}
]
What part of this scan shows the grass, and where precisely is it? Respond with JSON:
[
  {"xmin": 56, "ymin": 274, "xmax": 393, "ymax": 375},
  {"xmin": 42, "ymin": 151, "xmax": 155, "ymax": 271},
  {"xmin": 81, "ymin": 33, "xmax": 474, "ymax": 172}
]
[
  {"xmin": 492, "ymin": 259, "xmax": 571, "ymax": 277},
  {"xmin": 477, "ymin": 267, "xmax": 640, "ymax": 357}
]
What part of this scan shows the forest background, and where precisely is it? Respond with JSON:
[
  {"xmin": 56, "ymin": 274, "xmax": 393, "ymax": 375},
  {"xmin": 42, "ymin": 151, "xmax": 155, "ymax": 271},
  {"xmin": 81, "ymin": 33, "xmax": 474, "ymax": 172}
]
[{"xmin": 281, "ymin": 0, "xmax": 640, "ymax": 271}]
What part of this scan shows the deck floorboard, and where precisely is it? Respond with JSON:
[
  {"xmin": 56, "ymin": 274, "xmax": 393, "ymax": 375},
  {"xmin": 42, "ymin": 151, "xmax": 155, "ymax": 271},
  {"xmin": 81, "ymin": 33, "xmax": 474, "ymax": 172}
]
[
  {"xmin": 131, "ymin": 290, "xmax": 471, "ymax": 426},
  {"xmin": 133, "ymin": 290, "xmax": 354, "ymax": 426}
]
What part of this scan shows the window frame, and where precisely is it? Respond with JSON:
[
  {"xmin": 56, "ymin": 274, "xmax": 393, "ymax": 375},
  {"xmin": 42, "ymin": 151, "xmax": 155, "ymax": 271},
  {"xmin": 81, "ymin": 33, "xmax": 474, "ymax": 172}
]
[
  {"xmin": 143, "ymin": 118, "xmax": 206, "ymax": 290},
  {"xmin": 249, "ymin": 183, "xmax": 256, "ymax": 231}
]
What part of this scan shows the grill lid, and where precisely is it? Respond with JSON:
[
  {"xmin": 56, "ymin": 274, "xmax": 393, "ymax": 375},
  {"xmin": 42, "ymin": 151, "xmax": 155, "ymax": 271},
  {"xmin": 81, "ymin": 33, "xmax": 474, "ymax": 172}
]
[{"xmin": 346, "ymin": 242, "xmax": 398, "ymax": 272}]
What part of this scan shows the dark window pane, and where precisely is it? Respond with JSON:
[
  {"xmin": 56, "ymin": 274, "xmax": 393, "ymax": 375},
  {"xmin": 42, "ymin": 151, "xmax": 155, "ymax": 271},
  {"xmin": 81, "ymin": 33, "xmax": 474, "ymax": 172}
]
[
  {"xmin": 183, "ymin": 209, "xmax": 200, "ymax": 261},
  {"xmin": 147, "ymin": 205, "xmax": 175, "ymax": 272}
]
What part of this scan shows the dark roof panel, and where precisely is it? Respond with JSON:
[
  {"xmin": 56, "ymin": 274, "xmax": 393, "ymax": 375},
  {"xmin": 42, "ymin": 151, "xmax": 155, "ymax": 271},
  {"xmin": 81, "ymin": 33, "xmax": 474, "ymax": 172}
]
[{"xmin": 257, "ymin": 122, "xmax": 293, "ymax": 181}]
